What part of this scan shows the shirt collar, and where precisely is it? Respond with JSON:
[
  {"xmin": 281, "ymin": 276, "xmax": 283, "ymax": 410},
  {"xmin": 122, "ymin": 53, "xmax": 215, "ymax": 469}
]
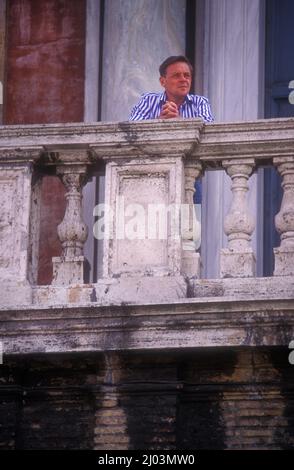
[{"xmin": 159, "ymin": 92, "xmax": 193, "ymax": 104}]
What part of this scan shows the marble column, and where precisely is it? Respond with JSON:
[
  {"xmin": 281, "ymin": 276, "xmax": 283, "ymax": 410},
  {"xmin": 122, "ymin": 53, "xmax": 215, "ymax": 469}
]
[
  {"xmin": 84, "ymin": 0, "xmax": 101, "ymax": 124},
  {"xmin": 182, "ymin": 161, "xmax": 202, "ymax": 278},
  {"xmin": 0, "ymin": 148, "xmax": 41, "ymax": 306},
  {"xmin": 273, "ymin": 157, "xmax": 294, "ymax": 276},
  {"xmin": 200, "ymin": 0, "xmax": 265, "ymax": 278},
  {"xmin": 83, "ymin": 0, "xmax": 102, "ymax": 281},
  {"xmin": 52, "ymin": 162, "xmax": 88, "ymax": 286}
]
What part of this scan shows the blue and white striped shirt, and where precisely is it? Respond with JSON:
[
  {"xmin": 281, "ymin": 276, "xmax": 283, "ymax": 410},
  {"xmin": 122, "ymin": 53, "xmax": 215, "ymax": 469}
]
[{"xmin": 129, "ymin": 92, "xmax": 213, "ymax": 122}]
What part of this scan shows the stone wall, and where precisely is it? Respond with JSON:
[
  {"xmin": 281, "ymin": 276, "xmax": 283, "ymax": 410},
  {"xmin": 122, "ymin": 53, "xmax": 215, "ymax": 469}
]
[
  {"xmin": 0, "ymin": 349, "xmax": 293, "ymax": 449},
  {"xmin": 0, "ymin": 354, "xmax": 96, "ymax": 449},
  {"xmin": 4, "ymin": 0, "xmax": 86, "ymax": 124}
]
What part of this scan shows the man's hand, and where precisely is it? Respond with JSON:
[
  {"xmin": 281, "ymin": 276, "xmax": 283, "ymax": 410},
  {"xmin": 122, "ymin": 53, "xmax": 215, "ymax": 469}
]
[{"xmin": 159, "ymin": 101, "xmax": 179, "ymax": 119}]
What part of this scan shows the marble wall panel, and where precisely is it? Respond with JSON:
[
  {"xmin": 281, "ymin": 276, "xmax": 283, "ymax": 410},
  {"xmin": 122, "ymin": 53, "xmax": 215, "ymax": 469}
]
[
  {"xmin": 103, "ymin": 157, "xmax": 183, "ymax": 278},
  {"xmin": 101, "ymin": 0, "xmax": 186, "ymax": 121},
  {"xmin": 0, "ymin": 164, "xmax": 32, "ymax": 282}
]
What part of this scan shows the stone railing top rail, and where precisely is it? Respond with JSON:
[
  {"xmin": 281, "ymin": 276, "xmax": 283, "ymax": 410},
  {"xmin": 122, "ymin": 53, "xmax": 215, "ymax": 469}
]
[{"xmin": 0, "ymin": 117, "xmax": 293, "ymax": 166}]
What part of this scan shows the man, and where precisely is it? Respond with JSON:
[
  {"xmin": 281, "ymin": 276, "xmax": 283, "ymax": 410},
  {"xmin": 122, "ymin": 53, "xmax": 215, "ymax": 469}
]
[{"xmin": 129, "ymin": 55, "xmax": 213, "ymax": 122}]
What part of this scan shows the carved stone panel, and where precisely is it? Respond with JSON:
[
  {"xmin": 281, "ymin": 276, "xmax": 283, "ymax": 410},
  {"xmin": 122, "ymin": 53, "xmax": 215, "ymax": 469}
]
[
  {"xmin": 0, "ymin": 179, "xmax": 14, "ymax": 269},
  {"xmin": 0, "ymin": 164, "xmax": 32, "ymax": 282},
  {"xmin": 103, "ymin": 157, "xmax": 184, "ymax": 278}
]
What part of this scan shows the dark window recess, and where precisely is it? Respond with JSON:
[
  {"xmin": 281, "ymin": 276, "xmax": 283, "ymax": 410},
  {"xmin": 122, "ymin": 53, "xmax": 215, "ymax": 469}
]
[{"xmin": 264, "ymin": 0, "xmax": 294, "ymax": 275}]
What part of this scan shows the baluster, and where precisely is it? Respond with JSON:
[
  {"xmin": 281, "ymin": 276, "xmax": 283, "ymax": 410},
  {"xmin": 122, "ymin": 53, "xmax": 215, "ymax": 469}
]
[
  {"xmin": 220, "ymin": 159, "xmax": 256, "ymax": 278},
  {"xmin": 52, "ymin": 164, "xmax": 88, "ymax": 285},
  {"xmin": 181, "ymin": 161, "xmax": 202, "ymax": 277},
  {"xmin": 273, "ymin": 157, "xmax": 294, "ymax": 276}
]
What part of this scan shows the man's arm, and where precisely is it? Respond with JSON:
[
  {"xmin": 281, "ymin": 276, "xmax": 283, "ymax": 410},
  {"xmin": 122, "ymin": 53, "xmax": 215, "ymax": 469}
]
[
  {"xmin": 198, "ymin": 96, "xmax": 214, "ymax": 122},
  {"xmin": 130, "ymin": 95, "xmax": 179, "ymax": 121},
  {"xmin": 129, "ymin": 94, "xmax": 154, "ymax": 121}
]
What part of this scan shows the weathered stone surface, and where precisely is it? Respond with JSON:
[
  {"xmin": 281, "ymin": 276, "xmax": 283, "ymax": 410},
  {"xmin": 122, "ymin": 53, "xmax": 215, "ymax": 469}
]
[
  {"xmin": 274, "ymin": 249, "xmax": 294, "ymax": 277},
  {"xmin": 221, "ymin": 159, "xmax": 256, "ymax": 277},
  {"xmin": 0, "ymin": 272, "xmax": 287, "ymax": 310},
  {"xmin": 0, "ymin": 121, "xmax": 293, "ymax": 330},
  {"xmin": 274, "ymin": 157, "xmax": 294, "ymax": 276},
  {"xmin": 0, "ymin": 281, "xmax": 32, "ymax": 308},
  {"xmin": 1, "ymin": 293, "xmax": 294, "ymax": 356},
  {"xmin": 0, "ymin": 119, "xmax": 204, "ymax": 156},
  {"xmin": 0, "ymin": 118, "xmax": 293, "ymax": 306},
  {"xmin": 220, "ymin": 249, "xmax": 256, "ymax": 278},
  {"xmin": 0, "ymin": 161, "xmax": 35, "ymax": 305},
  {"xmin": 0, "ymin": 148, "xmax": 41, "ymax": 305},
  {"xmin": 52, "ymin": 162, "xmax": 88, "ymax": 285},
  {"xmin": 52, "ymin": 256, "xmax": 86, "ymax": 286},
  {"xmin": 181, "ymin": 160, "xmax": 202, "ymax": 277},
  {"xmin": 194, "ymin": 118, "xmax": 294, "ymax": 167},
  {"xmin": 188, "ymin": 276, "xmax": 294, "ymax": 299},
  {"xmin": 103, "ymin": 156, "xmax": 183, "ymax": 278},
  {"xmin": 95, "ymin": 276, "xmax": 187, "ymax": 304},
  {"xmin": 32, "ymin": 284, "xmax": 96, "ymax": 306}
]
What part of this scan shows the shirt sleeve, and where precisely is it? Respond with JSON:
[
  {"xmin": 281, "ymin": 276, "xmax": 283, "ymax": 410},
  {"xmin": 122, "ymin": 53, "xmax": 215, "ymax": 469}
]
[
  {"xmin": 129, "ymin": 94, "xmax": 153, "ymax": 121},
  {"xmin": 198, "ymin": 97, "xmax": 214, "ymax": 123}
]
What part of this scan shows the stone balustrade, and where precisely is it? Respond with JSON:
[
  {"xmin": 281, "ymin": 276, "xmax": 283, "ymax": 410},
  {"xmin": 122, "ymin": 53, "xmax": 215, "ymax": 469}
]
[{"xmin": 0, "ymin": 118, "xmax": 294, "ymax": 310}]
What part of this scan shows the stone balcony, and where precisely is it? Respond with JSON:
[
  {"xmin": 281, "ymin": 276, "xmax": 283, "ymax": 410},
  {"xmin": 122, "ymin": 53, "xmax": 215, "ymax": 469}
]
[{"xmin": 0, "ymin": 118, "xmax": 294, "ymax": 356}]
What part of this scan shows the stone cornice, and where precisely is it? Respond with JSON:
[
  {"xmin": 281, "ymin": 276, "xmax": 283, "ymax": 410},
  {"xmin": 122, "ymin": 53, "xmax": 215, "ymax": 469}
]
[
  {"xmin": 0, "ymin": 119, "xmax": 204, "ymax": 161},
  {"xmin": 193, "ymin": 117, "xmax": 294, "ymax": 168},
  {"xmin": 0, "ymin": 146, "xmax": 43, "ymax": 164},
  {"xmin": 1, "ymin": 297, "xmax": 294, "ymax": 355},
  {"xmin": 0, "ymin": 118, "xmax": 293, "ymax": 165}
]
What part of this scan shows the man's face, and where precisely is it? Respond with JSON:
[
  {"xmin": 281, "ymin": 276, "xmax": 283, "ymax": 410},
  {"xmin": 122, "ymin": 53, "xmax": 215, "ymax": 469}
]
[{"xmin": 159, "ymin": 62, "xmax": 192, "ymax": 102}]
